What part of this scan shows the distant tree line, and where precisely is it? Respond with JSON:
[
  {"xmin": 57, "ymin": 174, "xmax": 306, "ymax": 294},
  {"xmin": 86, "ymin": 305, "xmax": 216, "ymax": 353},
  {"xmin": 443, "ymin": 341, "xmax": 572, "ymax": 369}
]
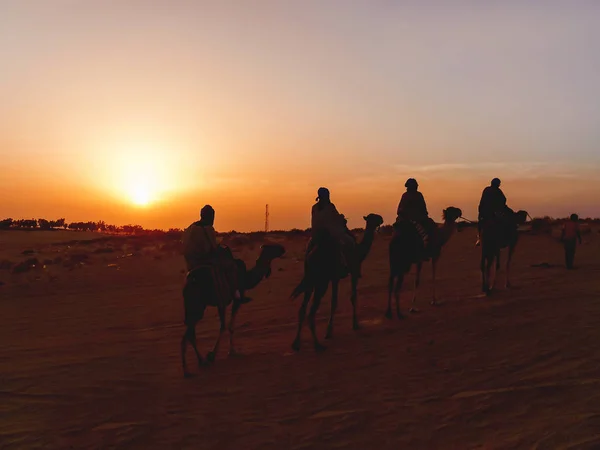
[
  {"xmin": 0, "ymin": 217, "xmax": 183, "ymax": 236},
  {"xmin": 1, "ymin": 215, "xmax": 598, "ymax": 237}
]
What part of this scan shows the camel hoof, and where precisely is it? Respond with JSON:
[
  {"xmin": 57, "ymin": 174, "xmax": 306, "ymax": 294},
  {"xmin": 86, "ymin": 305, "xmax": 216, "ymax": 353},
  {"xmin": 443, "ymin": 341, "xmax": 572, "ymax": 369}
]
[
  {"xmin": 291, "ymin": 340, "xmax": 301, "ymax": 352},
  {"xmin": 385, "ymin": 310, "xmax": 393, "ymax": 320},
  {"xmin": 206, "ymin": 351, "xmax": 216, "ymax": 363},
  {"xmin": 409, "ymin": 308, "xmax": 419, "ymax": 314},
  {"xmin": 397, "ymin": 311, "xmax": 404, "ymax": 319},
  {"xmin": 324, "ymin": 332, "xmax": 332, "ymax": 340},
  {"xmin": 352, "ymin": 322, "xmax": 360, "ymax": 331},
  {"xmin": 314, "ymin": 343, "xmax": 327, "ymax": 353},
  {"xmin": 431, "ymin": 300, "xmax": 440, "ymax": 306},
  {"xmin": 228, "ymin": 349, "xmax": 242, "ymax": 358}
]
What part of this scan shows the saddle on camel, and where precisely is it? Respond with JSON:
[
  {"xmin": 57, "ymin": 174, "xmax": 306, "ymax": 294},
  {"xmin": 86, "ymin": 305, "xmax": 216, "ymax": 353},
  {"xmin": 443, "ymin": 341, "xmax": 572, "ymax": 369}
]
[
  {"xmin": 394, "ymin": 178, "xmax": 438, "ymax": 261},
  {"xmin": 306, "ymin": 187, "xmax": 360, "ymax": 277},
  {"xmin": 183, "ymin": 205, "xmax": 246, "ymax": 307}
]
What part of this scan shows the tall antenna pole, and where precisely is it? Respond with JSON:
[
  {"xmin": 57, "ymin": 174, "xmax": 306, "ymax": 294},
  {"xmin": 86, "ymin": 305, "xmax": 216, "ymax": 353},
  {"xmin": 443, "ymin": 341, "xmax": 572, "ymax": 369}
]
[{"xmin": 265, "ymin": 204, "xmax": 269, "ymax": 233}]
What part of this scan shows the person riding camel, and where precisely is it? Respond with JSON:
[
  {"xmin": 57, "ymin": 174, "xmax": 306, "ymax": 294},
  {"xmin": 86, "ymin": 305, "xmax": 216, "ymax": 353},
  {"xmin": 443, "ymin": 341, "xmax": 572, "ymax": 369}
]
[
  {"xmin": 476, "ymin": 178, "xmax": 511, "ymax": 246},
  {"xmin": 309, "ymin": 187, "xmax": 360, "ymax": 277},
  {"xmin": 182, "ymin": 205, "xmax": 243, "ymax": 301},
  {"xmin": 396, "ymin": 178, "xmax": 437, "ymax": 258}
]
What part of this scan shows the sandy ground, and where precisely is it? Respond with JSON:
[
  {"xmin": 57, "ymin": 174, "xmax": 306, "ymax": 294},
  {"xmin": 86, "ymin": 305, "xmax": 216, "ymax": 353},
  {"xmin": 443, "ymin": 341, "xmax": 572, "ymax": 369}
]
[{"xmin": 1, "ymin": 227, "xmax": 600, "ymax": 449}]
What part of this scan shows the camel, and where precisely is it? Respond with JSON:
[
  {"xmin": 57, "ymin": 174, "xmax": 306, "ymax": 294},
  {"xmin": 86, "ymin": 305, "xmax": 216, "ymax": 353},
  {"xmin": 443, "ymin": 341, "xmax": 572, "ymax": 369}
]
[
  {"xmin": 480, "ymin": 210, "xmax": 528, "ymax": 295},
  {"xmin": 181, "ymin": 243, "xmax": 285, "ymax": 377},
  {"xmin": 289, "ymin": 213, "xmax": 384, "ymax": 352},
  {"xmin": 387, "ymin": 207, "xmax": 463, "ymax": 319}
]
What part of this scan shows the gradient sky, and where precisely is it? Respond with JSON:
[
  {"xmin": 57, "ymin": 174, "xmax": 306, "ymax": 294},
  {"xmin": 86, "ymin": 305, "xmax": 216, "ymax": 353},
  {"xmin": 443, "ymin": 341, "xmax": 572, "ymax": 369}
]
[{"xmin": 2, "ymin": 1, "xmax": 600, "ymax": 231}]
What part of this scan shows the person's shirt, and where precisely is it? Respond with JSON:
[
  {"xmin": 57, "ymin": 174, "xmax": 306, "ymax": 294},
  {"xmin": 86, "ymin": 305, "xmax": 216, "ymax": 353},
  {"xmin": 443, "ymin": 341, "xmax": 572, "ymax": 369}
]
[
  {"xmin": 311, "ymin": 201, "xmax": 345, "ymax": 239},
  {"xmin": 478, "ymin": 186, "xmax": 507, "ymax": 215},
  {"xmin": 397, "ymin": 190, "xmax": 428, "ymax": 221},
  {"xmin": 562, "ymin": 221, "xmax": 581, "ymax": 242},
  {"xmin": 182, "ymin": 221, "xmax": 218, "ymax": 270}
]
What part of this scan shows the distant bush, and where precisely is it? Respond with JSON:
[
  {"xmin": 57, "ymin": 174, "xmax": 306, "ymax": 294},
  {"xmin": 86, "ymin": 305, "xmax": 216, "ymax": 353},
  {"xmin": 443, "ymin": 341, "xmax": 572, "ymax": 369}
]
[
  {"xmin": 530, "ymin": 217, "xmax": 554, "ymax": 234},
  {"xmin": 0, "ymin": 218, "xmax": 13, "ymax": 229},
  {"xmin": 378, "ymin": 225, "xmax": 395, "ymax": 235}
]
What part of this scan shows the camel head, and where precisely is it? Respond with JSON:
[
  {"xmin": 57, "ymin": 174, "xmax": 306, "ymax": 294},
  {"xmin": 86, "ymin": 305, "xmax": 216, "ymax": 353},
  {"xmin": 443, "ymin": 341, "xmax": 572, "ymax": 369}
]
[
  {"xmin": 514, "ymin": 210, "xmax": 529, "ymax": 225},
  {"xmin": 442, "ymin": 207, "xmax": 463, "ymax": 223},
  {"xmin": 363, "ymin": 213, "xmax": 384, "ymax": 231},
  {"xmin": 256, "ymin": 243, "xmax": 286, "ymax": 279}
]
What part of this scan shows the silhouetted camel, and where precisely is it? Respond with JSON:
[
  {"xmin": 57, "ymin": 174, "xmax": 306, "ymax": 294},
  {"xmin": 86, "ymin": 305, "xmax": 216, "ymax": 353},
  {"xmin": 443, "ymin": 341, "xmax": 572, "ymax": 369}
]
[
  {"xmin": 290, "ymin": 213, "xmax": 384, "ymax": 352},
  {"xmin": 387, "ymin": 207, "xmax": 462, "ymax": 319},
  {"xmin": 181, "ymin": 244, "xmax": 285, "ymax": 377},
  {"xmin": 480, "ymin": 210, "xmax": 528, "ymax": 295}
]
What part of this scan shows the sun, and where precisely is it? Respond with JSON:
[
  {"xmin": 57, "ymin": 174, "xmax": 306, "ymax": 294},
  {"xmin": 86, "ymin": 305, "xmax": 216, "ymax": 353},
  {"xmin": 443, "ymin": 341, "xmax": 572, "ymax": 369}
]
[
  {"xmin": 125, "ymin": 172, "xmax": 159, "ymax": 207},
  {"xmin": 103, "ymin": 140, "xmax": 179, "ymax": 208},
  {"xmin": 123, "ymin": 170, "xmax": 159, "ymax": 207},
  {"xmin": 130, "ymin": 185, "xmax": 152, "ymax": 206}
]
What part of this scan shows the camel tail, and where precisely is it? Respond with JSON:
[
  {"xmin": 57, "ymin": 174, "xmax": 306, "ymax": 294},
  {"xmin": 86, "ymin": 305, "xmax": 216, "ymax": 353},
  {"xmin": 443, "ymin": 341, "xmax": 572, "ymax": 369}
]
[{"xmin": 290, "ymin": 276, "xmax": 310, "ymax": 300}]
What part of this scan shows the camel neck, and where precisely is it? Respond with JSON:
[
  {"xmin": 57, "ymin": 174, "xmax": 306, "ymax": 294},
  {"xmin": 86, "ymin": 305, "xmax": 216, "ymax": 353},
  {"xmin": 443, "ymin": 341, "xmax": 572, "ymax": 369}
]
[
  {"xmin": 244, "ymin": 257, "xmax": 270, "ymax": 290},
  {"xmin": 357, "ymin": 227, "xmax": 376, "ymax": 262},
  {"xmin": 439, "ymin": 220, "xmax": 455, "ymax": 246}
]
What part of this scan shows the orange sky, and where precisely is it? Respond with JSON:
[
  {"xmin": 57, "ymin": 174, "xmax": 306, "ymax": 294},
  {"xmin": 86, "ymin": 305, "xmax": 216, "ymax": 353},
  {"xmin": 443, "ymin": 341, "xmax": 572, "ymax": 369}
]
[{"xmin": 2, "ymin": 2, "xmax": 600, "ymax": 231}]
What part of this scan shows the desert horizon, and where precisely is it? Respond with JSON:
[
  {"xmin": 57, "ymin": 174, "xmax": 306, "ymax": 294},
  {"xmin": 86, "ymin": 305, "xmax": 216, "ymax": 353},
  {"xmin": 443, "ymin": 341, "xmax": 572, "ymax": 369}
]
[
  {"xmin": 2, "ymin": 207, "xmax": 600, "ymax": 235},
  {"xmin": 3, "ymin": 168, "xmax": 600, "ymax": 232}
]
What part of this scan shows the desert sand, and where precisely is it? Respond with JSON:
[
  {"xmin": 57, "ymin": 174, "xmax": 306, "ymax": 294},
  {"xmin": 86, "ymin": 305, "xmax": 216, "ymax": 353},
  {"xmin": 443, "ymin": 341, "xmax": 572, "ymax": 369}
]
[{"xmin": 1, "ymin": 227, "xmax": 599, "ymax": 449}]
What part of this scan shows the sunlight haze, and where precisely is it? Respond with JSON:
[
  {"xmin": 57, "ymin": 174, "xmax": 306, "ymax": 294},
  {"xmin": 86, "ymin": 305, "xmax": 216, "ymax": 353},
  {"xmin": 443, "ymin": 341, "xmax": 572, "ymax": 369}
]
[{"xmin": 2, "ymin": 1, "xmax": 600, "ymax": 231}]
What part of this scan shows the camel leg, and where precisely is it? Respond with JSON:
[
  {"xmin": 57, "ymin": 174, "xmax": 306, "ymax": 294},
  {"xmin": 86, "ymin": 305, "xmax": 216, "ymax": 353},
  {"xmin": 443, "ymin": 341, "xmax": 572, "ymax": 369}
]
[
  {"xmin": 325, "ymin": 279, "xmax": 339, "ymax": 340},
  {"xmin": 395, "ymin": 273, "xmax": 405, "ymax": 319},
  {"xmin": 481, "ymin": 251, "xmax": 494, "ymax": 295},
  {"xmin": 480, "ymin": 252, "xmax": 488, "ymax": 293},
  {"xmin": 485, "ymin": 256, "xmax": 495, "ymax": 296},
  {"xmin": 181, "ymin": 331, "xmax": 188, "ymax": 377},
  {"xmin": 431, "ymin": 256, "xmax": 440, "ymax": 306},
  {"xmin": 409, "ymin": 262, "xmax": 422, "ymax": 313},
  {"xmin": 505, "ymin": 245, "xmax": 515, "ymax": 289},
  {"xmin": 350, "ymin": 275, "xmax": 359, "ymax": 330},
  {"xmin": 308, "ymin": 281, "xmax": 328, "ymax": 352},
  {"xmin": 292, "ymin": 288, "xmax": 312, "ymax": 352},
  {"xmin": 181, "ymin": 324, "xmax": 203, "ymax": 377},
  {"xmin": 490, "ymin": 250, "xmax": 500, "ymax": 291},
  {"xmin": 207, "ymin": 305, "xmax": 227, "ymax": 363},
  {"xmin": 228, "ymin": 301, "xmax": 242, "ymax": 356},
  {"xmin": 386, "ymin": 273, "xmax": 395, "ymax": 319}
]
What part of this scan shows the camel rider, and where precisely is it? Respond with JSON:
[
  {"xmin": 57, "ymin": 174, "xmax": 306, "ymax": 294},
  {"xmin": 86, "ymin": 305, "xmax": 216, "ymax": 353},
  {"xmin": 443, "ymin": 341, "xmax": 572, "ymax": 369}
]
[
  {"xmin": 309, "ymin": 187, "xmax": 360, "ymax": 277},
  {"xmin": 183, "ymin": 205, "xmax": 242, "ymax": 300},
  {"xmin": 396, "ymin": 178, "xmax": 437, "ymax": 255},
  {"xmin": 476, "ymin": 178, "xmax": 509, "ymax": 245},
  {"xmin": 478, "ymin": 178, "xmax": 507, "ymax": 222}
]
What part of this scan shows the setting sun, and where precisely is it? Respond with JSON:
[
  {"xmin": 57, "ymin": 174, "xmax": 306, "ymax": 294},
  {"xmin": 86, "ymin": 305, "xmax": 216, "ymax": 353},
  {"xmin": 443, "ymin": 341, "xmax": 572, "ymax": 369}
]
[
  {"xmin": 97, "ymin": 140, "xmax": 182, "ymax": 209},
  {"xmin": 130, "ymin": 184, "xmax": 152, "ymax": 207},
  {"xmin": 123, "ymin": 169, "xmax": 162, "ymax": 207}
]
